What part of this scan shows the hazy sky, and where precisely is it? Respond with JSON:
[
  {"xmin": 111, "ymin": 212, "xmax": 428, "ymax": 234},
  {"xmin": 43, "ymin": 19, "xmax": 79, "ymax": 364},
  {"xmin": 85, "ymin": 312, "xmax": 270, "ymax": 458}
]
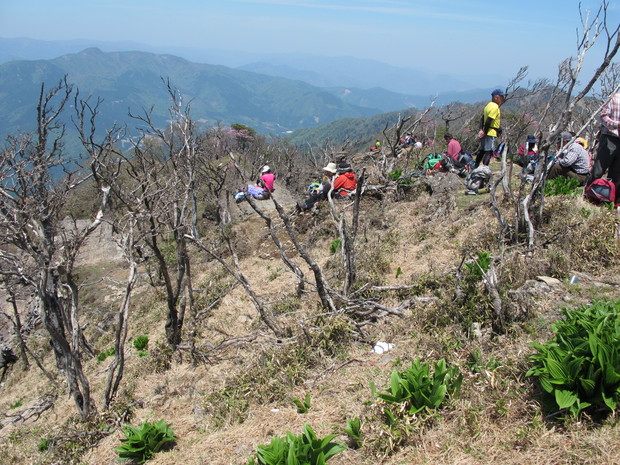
[{"xmin": 1, "ymin": 0, "xmax": 618, "ymax": 81}]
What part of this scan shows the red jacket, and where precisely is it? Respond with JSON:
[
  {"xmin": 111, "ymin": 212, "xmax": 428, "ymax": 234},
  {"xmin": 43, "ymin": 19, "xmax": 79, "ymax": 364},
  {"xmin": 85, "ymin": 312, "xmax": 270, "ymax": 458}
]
[{"xmin": 333, "ymin": 171, "xmax": 357, "ymax": 196}]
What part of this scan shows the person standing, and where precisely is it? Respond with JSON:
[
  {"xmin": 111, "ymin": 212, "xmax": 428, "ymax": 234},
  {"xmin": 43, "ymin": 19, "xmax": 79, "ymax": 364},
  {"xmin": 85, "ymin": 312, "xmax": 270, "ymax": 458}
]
[
  {"xmin": 475, "ymin": 89, "xmax": 506, "ymax": 167},
  {"xmin": 588, "ymin": 92, "xmax": 620, "ymax": 185}
]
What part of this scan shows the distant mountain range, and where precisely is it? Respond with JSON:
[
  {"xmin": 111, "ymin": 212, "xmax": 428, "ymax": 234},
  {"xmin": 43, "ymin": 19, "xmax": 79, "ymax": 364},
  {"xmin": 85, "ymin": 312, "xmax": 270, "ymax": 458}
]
[{"xmin": 0, "ymin": 38, "xmax": 500, "ymax": 140}]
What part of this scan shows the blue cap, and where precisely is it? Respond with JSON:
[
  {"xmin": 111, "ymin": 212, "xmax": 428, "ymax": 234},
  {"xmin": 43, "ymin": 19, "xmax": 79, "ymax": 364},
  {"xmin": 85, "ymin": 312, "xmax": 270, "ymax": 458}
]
[{"xmin": 491, "ymin": 88, "xmax": 506, "ymax": 97}]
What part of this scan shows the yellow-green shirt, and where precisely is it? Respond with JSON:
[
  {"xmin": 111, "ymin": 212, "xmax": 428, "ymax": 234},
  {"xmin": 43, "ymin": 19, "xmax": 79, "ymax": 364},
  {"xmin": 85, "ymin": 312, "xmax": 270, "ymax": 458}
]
[{"xmin": 483, "ymin": 101, "xmax": 501, "ymax": 137}]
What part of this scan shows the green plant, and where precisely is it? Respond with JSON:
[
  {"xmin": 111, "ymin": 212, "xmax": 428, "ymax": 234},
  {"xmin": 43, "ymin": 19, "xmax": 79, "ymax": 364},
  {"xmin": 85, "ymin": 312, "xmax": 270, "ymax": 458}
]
[
  {"xmin": 372, "ymin": 358, "xmax": 462, "ymax": 417},
  {"xmin": 246, "ymin": 424, "xmax": 346, "ymax": 465},
  {"xmin": 37, "ymin": 437, "xmax": 50, "ymax": 452},
  {"xmin": 133, "ymin": 335, "xmax": 149, "ymax": 351},
  {"xmin": 344, "ymin": 417, "xmax": 362, "ymax": 448},
  {"xmin": 388, "ymin": 168, "xmax": 403, "ymax": 181},
  {"xmin": 9, "ymin": 399, "xmax": 23, "ymax": 409},
  {"xmin": 96, "ymin": 347, "xmax": 115, "ymax": 362},
  {"xmin": 329, "ymin": 238, "xmax": 341, "ymax": 255},
  {"xmin": 526, "ymin": 300, "xmax": 620, "ymax": 418},
  {"xmin": 544, "ymin": 175, "xmax": 581, "ymax": 196},
  {"xmin": 116, "ymin": 420, "xmax": 176, "ymax": 464},
  {"xmin": 291, "ymin": 392, "xmax": 311, "ymax": 414},
  {"xmin": 464, "ymin": 251, "xmax": 491, "ymax": 281}
]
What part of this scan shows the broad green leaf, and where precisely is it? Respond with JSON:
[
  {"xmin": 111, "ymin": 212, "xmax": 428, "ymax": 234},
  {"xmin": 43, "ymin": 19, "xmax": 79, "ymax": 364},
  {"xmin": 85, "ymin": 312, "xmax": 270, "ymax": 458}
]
[{"xmin": 555, "ymin": 389, "xmax": 578, "ymax": 409}]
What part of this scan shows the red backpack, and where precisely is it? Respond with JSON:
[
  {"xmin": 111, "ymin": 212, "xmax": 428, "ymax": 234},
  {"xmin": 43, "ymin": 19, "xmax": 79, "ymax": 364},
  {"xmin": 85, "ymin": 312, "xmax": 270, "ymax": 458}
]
[{"xmin": 584, "ymin": 178, "xmax": 617, "ymax": 204}]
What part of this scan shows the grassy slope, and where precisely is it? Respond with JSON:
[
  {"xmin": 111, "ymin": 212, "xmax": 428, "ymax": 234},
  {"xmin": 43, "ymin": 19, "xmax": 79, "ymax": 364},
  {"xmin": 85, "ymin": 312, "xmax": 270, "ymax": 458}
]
[{"xmin": 1, "ymin": 158, "xmax": 620, "ymax": 465}]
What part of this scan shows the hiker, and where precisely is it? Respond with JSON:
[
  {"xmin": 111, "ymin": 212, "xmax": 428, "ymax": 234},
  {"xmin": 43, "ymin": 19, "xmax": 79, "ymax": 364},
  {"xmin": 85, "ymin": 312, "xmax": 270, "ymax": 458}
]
[
  {"xmin": 370, "ymin": 139, "xmax": 381, "ymax": 151},
  {"xmin": 298, "ymin": 162, "xmax": 338, "ymax": 211},
  {"xmin": 547, "ymin": 131, "xmax": 590, "ymax": 185},
  {"xmin": 518, "ymin": 135, "xmax": 539, "ymax": 167},
  {"xmin": 587, "ymin": 92, "xmax": 620, "ymax": 186},
  {"xmin": 258, "ymin": 165, "xmax": 276, "ymax": 193},
  {"xmin": 444, "ymin": 133, "xmax": 462, "ymax": 162},
  {"xmin": 475, "ymin": 88, "xmax": 506, "ymax": 167},
  {"xmin": 234, "ymin": 183, "xmax": 270, "ymax": 203},
  {"xmin": 332, "ymin": 162, "xmax": 357, "ymax": 197}
]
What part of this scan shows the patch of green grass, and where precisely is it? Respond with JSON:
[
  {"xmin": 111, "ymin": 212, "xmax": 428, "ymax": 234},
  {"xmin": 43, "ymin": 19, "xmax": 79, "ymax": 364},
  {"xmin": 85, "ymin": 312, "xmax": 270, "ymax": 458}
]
[
  {"xmin": 133, "ymin": 335, "xmax": 149, "ymax": 351},
  {"xmin": 96, "ymin": 348, "xmax": 115, "ymax": 362}
]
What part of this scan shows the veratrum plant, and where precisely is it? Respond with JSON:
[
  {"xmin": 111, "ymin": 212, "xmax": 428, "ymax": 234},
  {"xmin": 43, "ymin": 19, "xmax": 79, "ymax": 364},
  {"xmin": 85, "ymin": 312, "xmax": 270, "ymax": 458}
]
[
  {"xmin": 544, "ymin": 175, "xmax": 582, "ymax": 196},
  {"xmin": 247, "ymin": 424, "xmax": 346, "ymax": 465},
  {"xmin": 526, "ymin": 301, "xmax": 620, "ymax": 418},
  {"xmin": 291, "ymin": 392, "xmax": 311, "ymax": 414},
  {"xmin": 373, "ymin": 359, "xmax": 462, "ymax": 416},
  {"xmin": 116, "ymin": 420, "xmax": 176, "ymax": 464},
  {"xmin": 344, "ymin": 417, "xmax": 362, "ymax": 448}
]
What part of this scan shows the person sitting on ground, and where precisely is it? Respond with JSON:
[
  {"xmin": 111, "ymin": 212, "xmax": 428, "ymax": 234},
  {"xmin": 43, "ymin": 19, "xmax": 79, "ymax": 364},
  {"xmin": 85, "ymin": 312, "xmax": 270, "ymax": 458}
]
[
  {"xmin": 370, "ymin": 139, "xmax": 381, "ymax": 151},
  {"xmin": 547, "ymin": 131, "xmax": 590, "ymax": 185},
  {"xmin": 443, "ymin": 133, "xmax": 473, "ymax": 172},
  {"xmin": 444, "ymin": 133, "xmax": 462, "ymax": 162},
  {"xmin": 258, "ymin": 165, "xmax": 276, "ymax": 193},
  {"xmin": 518, "ymin": 135, "xmax": 539, "ymax": 167},
  {"xmin": 576, "ymin": 137, "xmax": 594, "ymax": 171},
  {"xmin": 234, "ymin": 183, "xmax": 270, "ymax": 203},
  {"xmin": 298, "ymin": 162, "xmax": 338, "ymax": 211},
  {"xmin": 332, "ymin": 163, "xmax": 357, "ymax": 198}
]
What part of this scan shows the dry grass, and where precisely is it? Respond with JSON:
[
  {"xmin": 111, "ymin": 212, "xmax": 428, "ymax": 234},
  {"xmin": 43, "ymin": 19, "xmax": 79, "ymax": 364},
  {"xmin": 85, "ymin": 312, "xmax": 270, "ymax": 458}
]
[{"xmin": 2, "ymin": 166, "xmax": 620, "ymax": 465}]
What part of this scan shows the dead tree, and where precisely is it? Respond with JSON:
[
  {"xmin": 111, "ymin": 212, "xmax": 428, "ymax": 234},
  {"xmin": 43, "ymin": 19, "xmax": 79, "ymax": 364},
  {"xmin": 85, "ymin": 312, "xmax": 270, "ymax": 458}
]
[
  {"xmin": 102, "ymin": 218, "xmax": 139, "ymax": 409},
  {"xmin": 101, "ymin": 82, "xmax": 200, "ymax": 348},
  {"xmin": 327, "ymin": 170, "xmax": 365, "ymax": 297},
  {"xmin": 0, "ymin": 78, "xmax": 114, "ymax": 420},
  {"xmin": 440, "ymin": 103, "xmax": 468, "ymax": 133},
  {"xmin": 380, "ymin": 103, "xmax": 435, "ymax": 174}
]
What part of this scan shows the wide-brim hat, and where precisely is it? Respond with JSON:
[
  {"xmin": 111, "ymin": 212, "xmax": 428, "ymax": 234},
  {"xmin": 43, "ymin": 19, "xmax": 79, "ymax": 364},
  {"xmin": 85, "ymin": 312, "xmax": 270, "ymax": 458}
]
[{"xmin": 322, "ymin": 162, "xmax": 338, "ymax": 174}]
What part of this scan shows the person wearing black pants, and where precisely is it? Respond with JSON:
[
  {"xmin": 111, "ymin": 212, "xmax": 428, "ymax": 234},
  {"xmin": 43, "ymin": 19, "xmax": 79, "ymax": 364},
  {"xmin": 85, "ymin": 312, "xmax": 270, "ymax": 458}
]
[{"xmin": 588, "ymin": 92, "xmax": 620, "ymax": 186}]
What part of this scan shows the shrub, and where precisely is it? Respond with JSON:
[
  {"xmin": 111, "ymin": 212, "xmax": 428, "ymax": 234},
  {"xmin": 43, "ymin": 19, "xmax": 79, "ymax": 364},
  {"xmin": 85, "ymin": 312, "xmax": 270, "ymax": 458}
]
[
  {"xmin": 246, "ymin": 424, "xmax": 346, "ymax": 465},
  {"xmin": 133, "ymin": 335, "xmax": 149, "ymax": 351},
  {"xmin": 526, "ymin": 300, "xmax": 620, "ymax": 418},
  {"xmin": 116, "ymin": 420, "xmax": 176, "ymax": 464},
  {"xmin": 37, "ymin": 437, "xmax": 49, "ymax": 452},
  {"xmin": 373, "ymin": 358, "xmax": 462, "ymax": 419},
  {"xmin": 329, "ymin": 238, "xmax": 341, "ymax": 255},
  {"xmin": 96, "ymin": 348, "xmax": 115, "ymax": 362}
]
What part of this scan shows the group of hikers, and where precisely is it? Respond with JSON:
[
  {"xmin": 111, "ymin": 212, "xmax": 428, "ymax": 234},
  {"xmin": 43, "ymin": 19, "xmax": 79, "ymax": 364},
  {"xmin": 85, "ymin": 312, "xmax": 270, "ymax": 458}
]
[
  {"xmin": 297, "ymin": 162, "xmax": 358, "ymax": 212},
  {"xmin": 233, "ymin": 161, "xmax": 358, "ymax": 213},
  {"xmin": 235, "ymin": 89, "xmax": 620, "ymax": 208},
  {"xmin": 422, "ymin": 88, "xmax": 619, "ymax": 199}
]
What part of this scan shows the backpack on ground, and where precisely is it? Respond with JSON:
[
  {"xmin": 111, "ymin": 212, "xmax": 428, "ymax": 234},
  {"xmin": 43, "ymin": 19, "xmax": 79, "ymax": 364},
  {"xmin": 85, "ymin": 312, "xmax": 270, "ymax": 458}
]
[
  {"xmin": 440, "ymin": 155, "xmax": 468, "ymax": 178},
  {"xmin": 584, "ymin": 178, "xmax": 617, "ymax": 204},
  {"xmin": 465, "ymin": 165, "xmax": 492, "ymax": 191},
  {"xmin": 420, "ymin": 153, "xmax": 443, "ymax": 171}
]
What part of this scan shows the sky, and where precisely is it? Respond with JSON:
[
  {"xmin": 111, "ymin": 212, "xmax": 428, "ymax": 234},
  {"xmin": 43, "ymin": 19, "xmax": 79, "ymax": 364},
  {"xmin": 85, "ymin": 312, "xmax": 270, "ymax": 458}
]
[{"xmin": 1, "ymin": 0, "xmax": 618, "ymax": 83}]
